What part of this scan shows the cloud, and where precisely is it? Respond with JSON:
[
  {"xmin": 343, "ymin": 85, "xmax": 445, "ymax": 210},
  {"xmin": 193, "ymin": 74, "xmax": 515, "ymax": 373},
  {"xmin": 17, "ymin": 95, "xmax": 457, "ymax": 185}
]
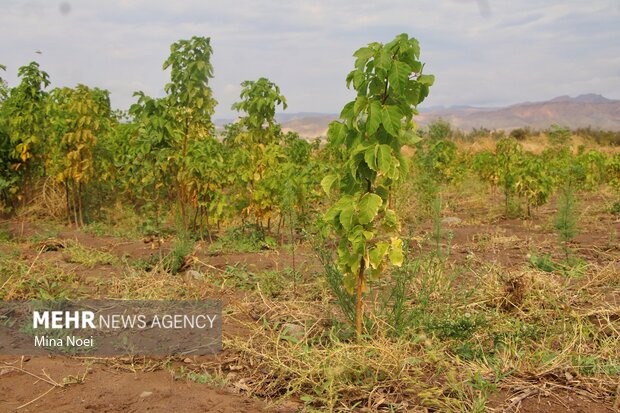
[{"xmin": 0, "ymin": 0, "xmax": 618, "ymax": 118}]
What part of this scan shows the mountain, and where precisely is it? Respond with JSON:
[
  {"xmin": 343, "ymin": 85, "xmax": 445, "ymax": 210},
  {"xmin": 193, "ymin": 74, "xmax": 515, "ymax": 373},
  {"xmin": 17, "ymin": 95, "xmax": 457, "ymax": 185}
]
[
  {"xmin": 279, "ymin": 114, "xmax": 338, "ymax": 137},
  {"xmin": 417, "ymin": 94, "xmax": 620, "ymax": 132},
  {"xmin": 248, "ymin": 94, "xmax": 620, "ymax": 138}
]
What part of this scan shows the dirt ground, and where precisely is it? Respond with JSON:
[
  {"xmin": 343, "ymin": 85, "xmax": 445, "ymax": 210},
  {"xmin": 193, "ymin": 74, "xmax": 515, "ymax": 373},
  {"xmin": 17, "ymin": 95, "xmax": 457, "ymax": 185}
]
[
  {"xmin": 0, "ymin": 192, "xmax": 618, "ymax": 412},
  {"xmin": 0, "ymin": 357, "xmax": 271, "ymax": 412}
]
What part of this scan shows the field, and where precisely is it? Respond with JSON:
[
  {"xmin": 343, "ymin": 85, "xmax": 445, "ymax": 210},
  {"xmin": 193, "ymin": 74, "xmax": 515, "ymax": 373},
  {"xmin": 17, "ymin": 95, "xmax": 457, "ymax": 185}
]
[
  {"xmin": 1, "ymin": 133, "xmax": 619, "ymax": 412},
  {"xmin": 1, "ymin": 35, "xmax": 620, "ymax": 412}
]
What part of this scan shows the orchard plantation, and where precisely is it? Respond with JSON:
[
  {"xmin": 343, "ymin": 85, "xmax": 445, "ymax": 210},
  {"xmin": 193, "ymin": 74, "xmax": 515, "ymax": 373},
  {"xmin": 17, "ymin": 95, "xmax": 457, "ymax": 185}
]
[{"xmin": 1, "ymin": 34, "xmax": 619, "ymax": 411}]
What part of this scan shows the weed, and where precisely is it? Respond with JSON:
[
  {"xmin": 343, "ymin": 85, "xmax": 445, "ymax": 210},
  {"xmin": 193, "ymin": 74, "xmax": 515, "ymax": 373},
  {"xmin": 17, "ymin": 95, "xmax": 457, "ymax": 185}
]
[
  {"xmin": 163, "ymin": 235, "xmax": 194, "ymax": 274},
  {"xmin": 529, "ymin": 253, "xmax": 559, "ymax": 272},
  {"xmin": 555, "ymin": 185, "xmax": 578, "ymax": 261},
  {"xmin": 0, "ymin": 258, "xmax": 82, "ymax": 300},
  {"xmin": 0, "ymin": 227, "xmax": 10, "ymax": 242},
  {"xmin": 64, "ymin": 241, "xmax": 117, "ymax": 268},
  {"xmin": 174, "ymin": 366, "xmax": 228, "ymax": 387},
  {"xmin": 208, "ymin": 224, "xmax": 273, "ymax": 253}
]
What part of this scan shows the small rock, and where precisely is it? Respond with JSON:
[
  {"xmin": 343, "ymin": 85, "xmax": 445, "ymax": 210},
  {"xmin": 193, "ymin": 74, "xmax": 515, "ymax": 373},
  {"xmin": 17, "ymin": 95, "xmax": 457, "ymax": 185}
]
[
  {"xmin": 281, "ymin": 323, "xmax": 305, "ymax": 341},
  {"xmin": 139, "ymin": 391, "xmax": 153, "ymax": 399},
  {"xmin": 441, "ymin": 217, "xmax": 462, "ymax": 225},
  {"xmin": 183, "ymin": 357, "xmax": 193, "ymax": 364},
  {"xmin": 187, "ymin": 270, "xmax": 202, "ymax": 280}
]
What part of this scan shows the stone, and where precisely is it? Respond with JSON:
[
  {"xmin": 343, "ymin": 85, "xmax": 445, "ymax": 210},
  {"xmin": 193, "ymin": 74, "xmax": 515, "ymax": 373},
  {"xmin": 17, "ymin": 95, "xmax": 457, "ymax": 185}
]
[
  {"xmin": 187, "ymin": 270, "xmax": 202, "ymax": 280},
  {"xmin": 441, "ymin": 216, "xmax": 462, "ymax": 225}
]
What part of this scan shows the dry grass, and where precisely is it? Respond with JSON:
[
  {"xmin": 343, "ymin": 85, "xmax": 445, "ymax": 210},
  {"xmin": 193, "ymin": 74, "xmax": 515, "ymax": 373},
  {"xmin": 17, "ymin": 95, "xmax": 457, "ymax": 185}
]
[
  {"xmin": 1, "ymin": 172, "xmax": 618, "ymax": 412},
  {"xmin": 17, "ymin": 178, "xmax": 66, "ymax": 221}
]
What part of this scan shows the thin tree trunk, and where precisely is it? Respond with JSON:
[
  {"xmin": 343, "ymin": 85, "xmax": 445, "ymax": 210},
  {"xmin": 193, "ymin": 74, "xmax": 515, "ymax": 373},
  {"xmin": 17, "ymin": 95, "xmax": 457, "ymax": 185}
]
[
  {"xmin": 71, "ymin": 182, "xmax": 79, "ymax": 227},
  {"xmin": 65, "ymin": 182, "xmax": 71, "ymax": 226},
  {"xmin": 277, "ymin": 215, "xmax": 284, "ymax": 244},
  {"xmin": 77, "ymin": 181, "xmax": 84, "ymax": 227},
  {"xmin": 290, "ymin": 211, "xmax": 296, "ymax": 296},
  {"xmin": 355, "ymin": 258, "xmax": 366, "ymax": 339},
  {"xmin": 192, "ymin": 205, "xmax": 199, "ymax": 229},
  {"xmin": 205, "ymin": 206, "xmax": 213, "ymax": 243},
  {"xmin": 179, "ymin": 117, "xmax": 190, "ymax": 230}
]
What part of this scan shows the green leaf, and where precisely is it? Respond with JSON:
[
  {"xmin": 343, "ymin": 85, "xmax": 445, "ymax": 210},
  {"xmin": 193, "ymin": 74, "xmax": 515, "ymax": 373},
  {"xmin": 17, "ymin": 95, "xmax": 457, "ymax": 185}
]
[
  {"xmin": 340, "ymin": 101, "xmax": 355, "ymax": 121},
  {"xmin": 366, "ymin": 101, "xmax": 382, "ymax": 136},
  {"xmin": 417, "ymin": 74, "xmax": 435, "ymax": 86},
  {"xmin": 324, "ymin": 204, "xmax": 340, "ymax": 225},
  {"xmin": 376, "ymin": 144, "xmax": 394, "ymax": 176},
  {"xmin": 381, "ymin": 105, "xmax": 402, "ymax": 136},
  {"xmin": 358, "ymin": 193, "xmax": 382, "ymax": 225},
  {"xmin": 339, "ymin": 205, "xmax": 355, "ymax": 230},
  {"xmin": 327, "ymin": 121, "xmax": 347, "ymax": 144},
  {"xmin": 400, "ymin": 127, "xmax": 422, "ymax": 146},
  {"xmin": 364, "ymin": 145, "xmax": 377, "ymax": 171},
  {"xmin": 354, "ymin": 47, "xmax": 374, "ymax": 69},
  {"xmin": 354, "ymin": 96, "xmax": 368, "ymax": 117},
  {"xmin": 388, "ymin": 61, "xmax": 410, "ymax": 93},
  {"xmin": 376, "ymin": 49, "xmax": 392, "ymax": 71},
  {"xmin": 321, "ymin": 174, "xmax": 338, "ymax": 195},
  {"xmin": 388, "ymin": 238, "xmax": 404, "ymax": 267}
]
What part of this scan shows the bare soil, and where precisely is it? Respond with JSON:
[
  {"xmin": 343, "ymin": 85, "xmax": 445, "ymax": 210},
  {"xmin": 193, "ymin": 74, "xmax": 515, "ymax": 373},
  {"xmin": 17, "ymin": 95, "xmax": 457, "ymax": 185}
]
[{"xmin": 1, "ymin": 194, "xmax": 618, "ymax": 412}]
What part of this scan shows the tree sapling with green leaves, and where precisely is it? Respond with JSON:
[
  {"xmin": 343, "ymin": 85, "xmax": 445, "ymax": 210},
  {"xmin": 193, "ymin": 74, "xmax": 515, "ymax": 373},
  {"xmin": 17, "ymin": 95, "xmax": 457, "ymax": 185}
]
[
  {"xmin": 163, "ymin": 36, "xmax": 218, "ymax": 229},
  {"xmin": 228, "ymin": 77, "xmax": 288, "ymax": 231},
  {"xmin": 323, "ymin": 33, "xmax": 434, "ymax": 338}
]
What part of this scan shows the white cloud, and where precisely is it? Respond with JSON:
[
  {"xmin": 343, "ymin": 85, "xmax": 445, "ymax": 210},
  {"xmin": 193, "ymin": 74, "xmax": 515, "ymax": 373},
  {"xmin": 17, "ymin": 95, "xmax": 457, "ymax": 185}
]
[{"xmin": 0, "ymin": 0, "xmax": 618, "ymax": 118}]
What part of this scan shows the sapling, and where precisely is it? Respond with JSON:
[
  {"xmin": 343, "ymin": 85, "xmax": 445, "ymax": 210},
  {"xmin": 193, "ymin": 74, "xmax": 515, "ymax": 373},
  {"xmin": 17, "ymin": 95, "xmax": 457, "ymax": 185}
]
[
  {"xmin": 322, "ymin": 33, "xmax": 433, "ymax": 338},
  {"xmin": 554, "ymin": 185, "xmax": 578, "ymax": 263}
]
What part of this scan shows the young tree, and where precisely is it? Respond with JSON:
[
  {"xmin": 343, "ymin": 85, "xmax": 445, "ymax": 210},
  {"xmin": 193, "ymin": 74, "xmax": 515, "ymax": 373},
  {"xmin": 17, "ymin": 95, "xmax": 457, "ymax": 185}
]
[
  {"xmin": 228, "ymin": 77, "xmax": 288, "ymax": 231},
  {"xmin": 0, "ymin": 64, "xmax": 7, "ymax": 101},
  {"xmin": 0, "ymin": 64, "xmax": 15, "ymax": 211},
  {"xmin": 514, "ymin": 153, "xmax": 554, "ymax": 217},
  {"xmin": 496, "ymin": 137, "xmax": 522, "ymax": 216},
  {"xmin": 183, "ymin": 136, "xmax": 230, "ymax": 240},
  {"xmin": 323, "ymin": 33, "xmax": 434, "ymax": 338},
  {"xmin": 3, "ymin": 62, "xmax": 50, "ymax": 177},
  {"xmin": 48, "ymin": 85, "xmax": 112, "ymax": 226},
  {"xmin": 163, "ymin": 36, "xmax": 217, "ymax": 228}
]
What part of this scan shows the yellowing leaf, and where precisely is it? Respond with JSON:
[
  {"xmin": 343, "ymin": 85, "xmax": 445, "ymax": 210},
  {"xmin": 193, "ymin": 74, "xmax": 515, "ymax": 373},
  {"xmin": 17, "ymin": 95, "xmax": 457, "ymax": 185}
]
[
  {"xmin": 389, "ymin": 237, "xmax": 404, "ymax": 267},
  {"xmin": 368, "ymin": 241, "xmax": 389, "ymax": 269}
]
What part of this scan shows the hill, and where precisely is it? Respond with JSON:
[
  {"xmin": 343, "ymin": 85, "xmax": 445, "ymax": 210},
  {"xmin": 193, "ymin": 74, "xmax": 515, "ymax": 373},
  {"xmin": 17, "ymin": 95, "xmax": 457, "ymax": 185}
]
[{"xmin": 241, "ymin": 94, "xmax": 620, "ymax": 138}]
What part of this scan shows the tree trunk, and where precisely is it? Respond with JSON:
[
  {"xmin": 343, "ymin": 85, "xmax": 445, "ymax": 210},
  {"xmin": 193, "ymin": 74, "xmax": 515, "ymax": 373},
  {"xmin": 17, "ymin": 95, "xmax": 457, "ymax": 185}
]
[
  {"xmin": 71, "ymin": 182, "xmax": 79, "ymax": 227},
  {"xmin": 65, "ymin": 182, "xmax": 71, "ymax": 226},
  {"xmin": 179, "ymin": 117, "xmax": 190, "ymax": 230},
  {"xmin": 205, "ymin": 206, "xmax": 213, "ymax": 243},
  {"xmin": 290, "ymin": 212, "xmax": 296, "ymax": 296},
  {"xmin": 355, "ymin": 258, "xmax": 366, "ymax": 339},
  {"xmin": 77, "ymin": 181, "xmax": 84, "ymax": 227}
]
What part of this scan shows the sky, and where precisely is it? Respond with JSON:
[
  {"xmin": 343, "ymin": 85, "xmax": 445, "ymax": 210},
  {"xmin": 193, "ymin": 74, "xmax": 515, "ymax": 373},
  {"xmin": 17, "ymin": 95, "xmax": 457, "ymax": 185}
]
[{"xmin": 1, "ymin": 0, "xmax": 619, "ymax": 118}]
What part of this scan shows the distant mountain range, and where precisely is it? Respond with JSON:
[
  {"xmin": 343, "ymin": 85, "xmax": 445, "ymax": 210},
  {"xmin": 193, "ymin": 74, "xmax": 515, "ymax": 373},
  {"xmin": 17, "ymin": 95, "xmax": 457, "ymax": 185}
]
[{"xmin": 215, "ymin": 94, "xmax": 620, "ymax": 138}]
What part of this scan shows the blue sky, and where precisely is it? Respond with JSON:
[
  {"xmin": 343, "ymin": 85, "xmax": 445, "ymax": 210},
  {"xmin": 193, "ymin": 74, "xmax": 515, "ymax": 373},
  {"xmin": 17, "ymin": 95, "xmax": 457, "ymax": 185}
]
[{"xmin": 1, "ymin": 0, "xmax": 619, "ymax": 118}]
